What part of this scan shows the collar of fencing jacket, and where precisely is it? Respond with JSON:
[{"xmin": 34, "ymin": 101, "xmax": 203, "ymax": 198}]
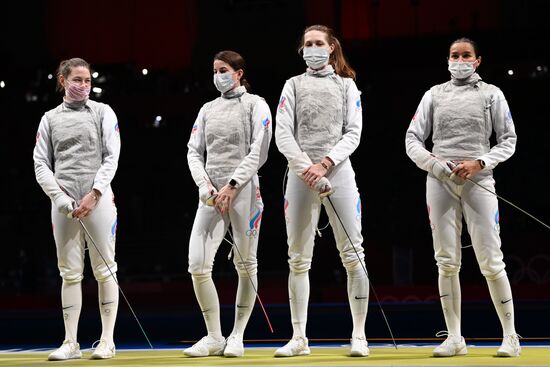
[
  {"xmin": 306, "ymin": 64, "xmax": 335, "ymax": 77},
  {"xmin": 222, "ymin": 85, "xmax": 246, "ymax": 99},
  {"xmin": 451, "ymin": 72, "xmax": 481, "ymax": 86}
]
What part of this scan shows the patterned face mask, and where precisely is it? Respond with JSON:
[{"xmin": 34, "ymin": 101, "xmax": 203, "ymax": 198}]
[
  {"xmin": 303, "ymin": 47, "xmax": 330, "ymax": 69},
  {"xmin": 65, "ymin": 80, "xmax": 90, "ymax": 101},
  {"xmin": 213, "ymin": 72, "xmax": 235, "ymax": 93}
]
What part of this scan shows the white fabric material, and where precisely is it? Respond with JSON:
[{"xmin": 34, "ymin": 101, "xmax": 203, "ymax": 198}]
[
  {"xmin": 232, "ymin": 274, "xmax": 257, "ymax": 336},
  {"xmin": 61, "ymin": 281, "xmax": 82, "ymax": 343},
  {"xmin": 52, "ymin": 187, "xmax": 118, "ymax": 282},
  {"xmin": 98, "ymin": 278, "xmax": 119, "ymax": 344},
  {"xmin": 191, "ymin": 273, "xmax": 223, "ymax": 339},
  {"xmin": 289, "ymin": 271, "xmax": 309, "ymax": 338},
  {"xmin": 347, "ymin": 263, "xmax": 369, "ymax": 339},
  {"xmin": 188, "ymin": 174, "xmax": 264, "ymax": 338},
  {"xmin": 487, "ymin": 276, "xmax": 516, "ymax": 336},
  {"xmin": 288, "ymin": 151, "xmax": 333, "ymax": 194},
  {"xmin": 285, "ymin": 160, "xmax": 364, "ymax": 273},
  {"xmin": 34, "ymin": 99, "xmax": 120, "ymax": 201},
  {"xmin": 427, "ymin": 175, "xmax": 506, "ymax": 279},
  {"xmin": 187, "ymin": 86, "xmax": 272, "ymax": 190},
  {"xmin": 276, "ymin": 67, "xmax": 362, "ymax": 166},
  {"xmin": 406, "ymin": 73, "xmax": 516, "ymax": 172},
  {"xmin": 438, "ymin": 274, "xmax": 461, "ymax": 336}
]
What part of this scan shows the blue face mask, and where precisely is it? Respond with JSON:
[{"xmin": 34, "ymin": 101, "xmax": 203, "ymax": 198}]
[
  {"xmin": 213, "ymin": 72, "xmax": 235, "ymax": 93},
  {"xmin": 303, "ymin": 47, "xmax": 330, "ymax": 69}
]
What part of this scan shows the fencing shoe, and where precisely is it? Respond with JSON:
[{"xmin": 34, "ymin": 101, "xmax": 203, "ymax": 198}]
[
  {"xmin": 274, "ymin": 336, "xmax": 310, "ymax": 357},
  {"xmin": 91, "ymin": 339, "xmax": 116, "ymax": 359},
  {"xmin": 350, "ymin": 336, "xmax": 370, "ymax": 357},
  {"xmin": 433, "ymin": 335, "xmax": 467, "ymax": 357},
  {"xmin": 47, "ymin": 340, "xmax": 82, "ymax": 361},
  {"xmin": 183, "ymin": 335, "xmax": 226, "ymax": 357},
  {"xmin": 223, "ymin": 333, "xmax": 244, "ymax": 357},
  {"xmin": 497, "ymin": 334, "xmax": 521, "ymax": 357}
]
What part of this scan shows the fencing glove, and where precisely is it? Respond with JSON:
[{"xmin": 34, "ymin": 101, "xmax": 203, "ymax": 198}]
[
  {"xmin": 289, "ymin": 152, "xmax": 334, "ymax": 196},
  {"xmin": 52, "ymin": 192, "xmax": 75, "ymax": 218},
  {"xmin": 446, "ymin": 161, "xmax": 466, "ymax": 185},
  {"xmin": 199, "ymin": 178, "xmax": 217, "ymax": 206}
]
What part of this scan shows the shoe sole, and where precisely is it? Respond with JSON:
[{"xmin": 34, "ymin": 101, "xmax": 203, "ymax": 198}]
[
  {"xmin": 274, "ymin": 349, "xmax": 311, "ymax": 357},
  {"xmin": 433, "ymin": 348, "xmax": 468, "ymax": 357},
  {"xmin": 496, "ymin": 351, "xmax": 520, "ymax": 357},
  {"xmin": 224, "ymin": 351, "xmax": 244, "ymax": 358},
  {"xmin": 350, "ymin": 350, "xmax": 370, "ymax": 357}
]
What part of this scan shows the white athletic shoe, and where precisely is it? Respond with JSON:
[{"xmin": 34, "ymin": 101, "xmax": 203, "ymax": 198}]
[
  {"xmin": 497, "ymin": 334, "xmax": 521, "ymax": 357},
  {"xmin": 224, "ymin": 333, "xmax": 244, "ymax": 357},
  {"xmin": 183, "ymin": 335, "xmax": 226, "ymax": 357},
  {"xmin": 433, "ymin": 335, "xmax": 467, "ymax": 357},
  {"xmin": 91, "ymin": 339, "xmax": 116, "ymax": 359},
  {"xmin": 350, "ymin": 336, "xmax": 370, "ymax": 357},
  {"xmin": 274, "ymin": 336, "xmax": 310, "ymax": 357},
  {"xmin": 47, "ymin": 340, "xmax": 82, "ymax": 361}
]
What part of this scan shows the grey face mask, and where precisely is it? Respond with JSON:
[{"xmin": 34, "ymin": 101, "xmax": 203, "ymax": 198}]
[
  {"xmin": 213, "ymin": 72, "xmax": 235, "ymax": 93},
  {"xmin": 303, "ymin": 47, "xmax": 330, "ymax": 69}
]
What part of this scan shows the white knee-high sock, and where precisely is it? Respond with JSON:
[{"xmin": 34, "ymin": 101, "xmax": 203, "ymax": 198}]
[
  {"xmin": 231, "ymin": 273, "xmax": 257, "ymax": 336},
  {"xmin": 289, "ymin": 271, "xmax": 309, "ymax": 338},
  {"xmin": 347, "ymin": 263, "xmax": 369, "ymax": 339},
  {"xmin": 98, "ymin": 277, "xmax": 119, "ymax": 344},
  {"xmin": 192, "ymin": 273, "xmax": 223, "ymax": 339},
  {"xmin": 438, "ymin": 274, "xmax": 461, "ymax": 336},
  {"xmin": 487, "ymin": 275, "xmax": 516, "ymax": 336},
  {"xmin": 61, "ymin": 281, "xmax": 82, "ymax": 343}
]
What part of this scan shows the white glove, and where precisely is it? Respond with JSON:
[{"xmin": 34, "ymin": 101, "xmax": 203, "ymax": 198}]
[
  {"xmin": 52, "ymin": 192, "xmax": 75, "ymax": 218},
  {"xmin": 315, "ymin": 177, "xmax": 334, "ymax": 197},
  {"xmin": 199, "ymin": 179, "xmax": 217, "ymax": 206},
  {"xmin": 289, "ymin": 152, "xmax": 335, "ymax": 196},
  {"xmin": 430, "ymin": 159, "xmax": 466, "ymax": 185},
  {"xmin": 446, "ymin": 161, "xmax": 466, "ymax": 185},
  {"xmin": 430, "ymin": 159, "xmax": 452, "ymax": 181}
]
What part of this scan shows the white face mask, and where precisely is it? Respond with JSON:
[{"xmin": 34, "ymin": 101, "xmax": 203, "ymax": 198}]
[
  {"xmin": 303, "ymin": 47, "xmax": 330, "ymax": 69},
  {"xmin": 448, "ymin": 61, "xmax": 476, "ymax": 79},
  {"xmin": 213, "ymin": 72, "xmax": 235, "ymax": 93}
]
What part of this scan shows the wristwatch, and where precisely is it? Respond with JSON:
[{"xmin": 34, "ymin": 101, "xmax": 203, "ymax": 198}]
[{"xmin": 229, "ymin": 179, "xmax": 237, "ymax": 188}]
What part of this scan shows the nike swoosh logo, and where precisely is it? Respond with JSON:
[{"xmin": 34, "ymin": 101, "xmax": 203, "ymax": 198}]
[
  {"xmin": 440, "ymin": 294, "xmax": 449, "ymax": 298},
  {"xmin": 101, "ymin": 301, "xmax": 114, "ymax": 306},
  {"xmin": 501, "ymin": 299, "xmax": 512, "ymax": 304},
  {"xmin": 62, "ymin": 306, "xmax": 73, "ymax": 310},
  {"xmin": 354, "ymin": 296, "xmax": 368, "ymax": 300},
  {"xmin": 236, "ymin": 305, "xmax": 249, "ymax": 308}
]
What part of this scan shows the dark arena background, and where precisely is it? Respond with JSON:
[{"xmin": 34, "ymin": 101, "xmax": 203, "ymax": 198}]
[{"xmin": 1, "ymin": 0, "xmax": 550, "ymax": 366}]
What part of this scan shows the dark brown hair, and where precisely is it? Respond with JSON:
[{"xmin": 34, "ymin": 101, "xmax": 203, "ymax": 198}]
[
  {"xmin": 300, "ymin": 25, "xmax": 356, "ymax": 80},
  {"xmin": 213, "ymin": 50, "xmax": 251, "ymax": 90},
  {"xmin": 56, "ymin": 58, "xmax": 91, "ymax": 92},
  {"xmin": 450, "ymin": 37, "xmax": 480, "ymax": 57}
]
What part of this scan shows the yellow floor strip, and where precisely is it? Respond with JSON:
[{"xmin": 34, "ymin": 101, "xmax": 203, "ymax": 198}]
[{"xmin": 0, "ymin": 347, "xmax": 548, "ymax": 367}]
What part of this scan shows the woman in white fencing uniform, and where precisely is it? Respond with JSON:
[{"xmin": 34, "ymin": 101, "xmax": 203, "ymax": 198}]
[
  {"xmin": 405, "ymin": 38, "xmax": 520, "ymax": 358},
  {"xmin": 274, "ymin": 25, "xmax": 369, "ymax": 357},
  {"xmin": 33, "ymin": 58, "xmax": 120, "ymax": 360},
  {"xmin": 185, "ymin": 50, "xmax": 272, "ymax": 358}
]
